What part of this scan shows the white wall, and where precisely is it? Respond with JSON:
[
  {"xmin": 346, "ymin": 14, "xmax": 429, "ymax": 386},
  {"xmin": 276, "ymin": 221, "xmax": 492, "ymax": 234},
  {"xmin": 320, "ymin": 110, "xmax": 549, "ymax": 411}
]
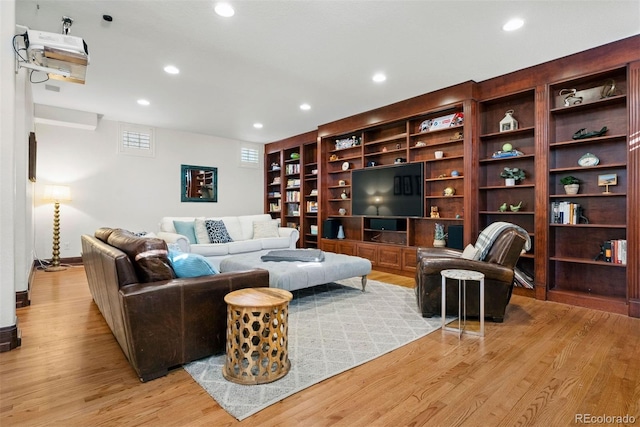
[
  {"xmin": 34, "ymin": 119, "xmax": 264, "ymax": 259},
  {"xmin": 1, "ymin": 0, "xmax": 17, "ymax": 328}
]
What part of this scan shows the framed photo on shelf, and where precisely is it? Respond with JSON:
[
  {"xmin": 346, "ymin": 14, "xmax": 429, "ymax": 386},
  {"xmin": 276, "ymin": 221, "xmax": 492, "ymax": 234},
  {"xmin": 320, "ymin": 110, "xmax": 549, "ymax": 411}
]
[
  {"xmin": 598, "ymin": 173, "xmax": 617, "ymax": 194},
  {"xmin": 597, "ymin": 173, "xmax": 617, "ymax": 186}
]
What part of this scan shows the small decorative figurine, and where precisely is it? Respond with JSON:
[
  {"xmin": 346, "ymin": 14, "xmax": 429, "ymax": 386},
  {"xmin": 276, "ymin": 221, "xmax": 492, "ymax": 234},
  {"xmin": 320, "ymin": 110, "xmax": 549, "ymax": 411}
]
[
  {"xmin": 560, "ymin": 88, "xmax": 583, "ymax": 106},
  {"xmin": 509, "ymin": 201, "xmax": 523, "ymax": 212},
  {"xmin": 499, "ymin": 202, "xmax": 507, "ymax": 212},
  {"xmin": 499, "ymin": 109, "xmax": 518, "ymax": 132},
  {"xmin": 443, "ymin": 187, "xmax": 455, "ymax": 196},
  {"xmin": 430, "ymin": 206, "xmax": 440, "ymax": 218}
]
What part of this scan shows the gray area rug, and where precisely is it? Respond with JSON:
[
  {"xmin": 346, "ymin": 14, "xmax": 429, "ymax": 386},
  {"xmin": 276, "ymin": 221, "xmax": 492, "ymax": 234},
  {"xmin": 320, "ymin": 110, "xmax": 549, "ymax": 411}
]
[{"xmin": 184, "ymin": 277, "xmax": 446, "ymax": 421}]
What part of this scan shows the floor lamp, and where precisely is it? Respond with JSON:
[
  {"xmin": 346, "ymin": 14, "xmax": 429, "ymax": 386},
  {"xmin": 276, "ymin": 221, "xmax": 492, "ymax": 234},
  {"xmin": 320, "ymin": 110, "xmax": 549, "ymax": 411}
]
[{"xmin": 43, "ymin": 185, "xmax": 71, "ymax": 272}]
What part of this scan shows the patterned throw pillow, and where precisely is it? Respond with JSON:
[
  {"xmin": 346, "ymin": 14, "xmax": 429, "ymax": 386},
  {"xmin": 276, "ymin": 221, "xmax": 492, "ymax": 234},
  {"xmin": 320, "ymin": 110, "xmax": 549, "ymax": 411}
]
[{"xmin": 205, "ymin": 219, "xmax": 233, "ymax": 244}]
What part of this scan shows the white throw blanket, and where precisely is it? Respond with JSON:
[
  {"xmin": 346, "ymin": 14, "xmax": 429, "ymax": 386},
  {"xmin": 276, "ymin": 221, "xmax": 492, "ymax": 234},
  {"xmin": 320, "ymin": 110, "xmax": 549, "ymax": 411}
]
[{"xmin": 474, "ymin": 222, "xmax": 531, "ymax": 261}]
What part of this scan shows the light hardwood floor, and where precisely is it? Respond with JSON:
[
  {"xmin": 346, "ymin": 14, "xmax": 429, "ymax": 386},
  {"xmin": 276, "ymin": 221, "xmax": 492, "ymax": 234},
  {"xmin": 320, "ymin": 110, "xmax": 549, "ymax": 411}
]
[{"xmin": 2, "ymin": 267, "xmax": 639, "ymax": 426}]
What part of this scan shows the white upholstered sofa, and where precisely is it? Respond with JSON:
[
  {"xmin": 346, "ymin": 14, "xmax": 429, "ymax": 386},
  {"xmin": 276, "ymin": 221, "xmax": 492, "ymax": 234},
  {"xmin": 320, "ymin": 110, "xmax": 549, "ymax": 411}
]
[{"xmin": 157, "ymin": 214, "xmax": 299, "ymax": 270}]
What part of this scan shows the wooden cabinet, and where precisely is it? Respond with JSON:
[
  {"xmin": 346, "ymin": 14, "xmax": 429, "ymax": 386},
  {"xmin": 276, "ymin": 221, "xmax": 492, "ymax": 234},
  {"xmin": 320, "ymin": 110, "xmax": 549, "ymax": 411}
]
[
  {"xmin": 302, "ymin": 141, "xmax": 319, "ymax": 248},
  {"xmin": 545, "ymin": 67, "xmax": 629, "ymax": 314},
  {"xmin": 265, "ymin": 131, "xmax": 317, "ymax": 248},
  {"xmin": 265, "ymin": 37, "xmax": 639, "ymax": 316},
  {"xmin": 318, "ymin": 102, "xmax": 472, "ymax": 276},
  {"xmin": 477, "ymin": 90, "xmax": 537, "ymax": 293}
]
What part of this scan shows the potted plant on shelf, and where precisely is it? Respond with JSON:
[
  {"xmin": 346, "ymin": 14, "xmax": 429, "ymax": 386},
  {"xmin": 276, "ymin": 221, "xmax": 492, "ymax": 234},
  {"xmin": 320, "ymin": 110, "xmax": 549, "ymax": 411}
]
[
  {"xmin": 433, "ymin": 223, "xmax": 446, "ymax": 248},
  {"xmin": 560, "ymin": 176, "xmax": 580, "ymax": 194},
  {"xmin": 500, "ymin": 167, "xmax": 526, "ymax": 186}
]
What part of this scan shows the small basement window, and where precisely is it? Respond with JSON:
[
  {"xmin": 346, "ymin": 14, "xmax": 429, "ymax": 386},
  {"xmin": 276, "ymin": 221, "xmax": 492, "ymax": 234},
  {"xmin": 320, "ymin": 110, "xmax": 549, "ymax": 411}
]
[
  {"xmin": 118, "ymin": 123, "xmax": 155, "ymax": 157},
  {"xmin": 240, "ymin": 146, "xmax": 260, "ymax": 168}
]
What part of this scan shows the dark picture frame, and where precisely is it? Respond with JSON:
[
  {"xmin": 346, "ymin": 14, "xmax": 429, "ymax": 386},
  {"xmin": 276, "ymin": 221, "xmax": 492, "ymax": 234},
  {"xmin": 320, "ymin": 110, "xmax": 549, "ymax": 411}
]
[
  {"xmin": 181, "ymin": 164, "xmax": 218, "ymax": 202},
  {"xmin": 28, "ymin": 132, "xmax": 37, "ymax": 182}
]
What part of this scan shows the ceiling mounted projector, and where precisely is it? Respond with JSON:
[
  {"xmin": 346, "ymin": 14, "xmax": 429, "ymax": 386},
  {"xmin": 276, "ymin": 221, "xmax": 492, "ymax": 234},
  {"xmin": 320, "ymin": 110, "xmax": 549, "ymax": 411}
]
[{"xmin": 23, "ymin": 29, "xmax": 89, "ymax": 84}]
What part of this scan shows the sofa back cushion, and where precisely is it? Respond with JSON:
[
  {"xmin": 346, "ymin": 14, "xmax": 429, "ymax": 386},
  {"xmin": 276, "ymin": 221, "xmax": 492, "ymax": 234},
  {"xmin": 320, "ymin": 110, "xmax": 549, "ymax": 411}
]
[
  {"xmin": 107, "ymin": 229, "xmax": 175, "ymax": 283},
  {"xmin": 159, "ymin": 214, "xmax": 276, "ymax": 242}
]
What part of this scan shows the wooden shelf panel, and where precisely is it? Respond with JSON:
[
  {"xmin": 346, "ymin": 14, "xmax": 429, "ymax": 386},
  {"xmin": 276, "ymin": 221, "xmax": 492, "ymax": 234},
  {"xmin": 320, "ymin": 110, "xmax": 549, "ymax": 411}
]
[
  {"xmin": 549, "ymin": 134, "xmax": 627, "ymax": 147},
  {"xmin": 550, "ymin": 256, "xmax": 626, "ymax": 266},
  {"xmin": 408, "ymin": 124, "xmax": 463, "ymax": 138},
  {"xmin": 364, "ymin": 133, "xmax": 407, "ymax": 145},
  {"xmin": 549, "ymin": 94, "xmax": 626, "ymax": 114},
  {"xmin": 479, "ymin": 126, "xmax": 535, "ymax": 140},
  {"xmin": 479, "ymin": 154, "xmax": 535, "ymax": 163},
  {"xmin": 550, "ymin": 223, "xmax": 626, "ymax": 228}
]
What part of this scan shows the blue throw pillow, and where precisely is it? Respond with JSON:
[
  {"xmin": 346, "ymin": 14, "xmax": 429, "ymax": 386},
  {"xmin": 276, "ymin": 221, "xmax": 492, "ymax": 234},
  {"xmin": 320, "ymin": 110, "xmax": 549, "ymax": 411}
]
[
  {"xmin": 173, "ymin": 220, "xmax": 197, "ymax": 244},
  {"xmin": 168, "ymin": 250, "xmax": 218, "ymax": 278}
]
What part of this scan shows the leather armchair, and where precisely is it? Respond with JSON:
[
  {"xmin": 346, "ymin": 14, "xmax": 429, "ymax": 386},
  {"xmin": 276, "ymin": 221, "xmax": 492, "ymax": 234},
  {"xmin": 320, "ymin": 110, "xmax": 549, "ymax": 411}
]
[{"xmin": 415, "ymin": 226, "xmax": 528, "ymax": 323}]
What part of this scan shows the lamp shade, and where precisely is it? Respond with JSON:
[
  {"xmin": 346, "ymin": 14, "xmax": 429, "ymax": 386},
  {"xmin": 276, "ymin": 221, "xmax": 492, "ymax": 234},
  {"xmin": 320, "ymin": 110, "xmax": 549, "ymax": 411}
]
[{"xmin": 43, "ymin": 185, "xmax": 71, "ymax": 202}]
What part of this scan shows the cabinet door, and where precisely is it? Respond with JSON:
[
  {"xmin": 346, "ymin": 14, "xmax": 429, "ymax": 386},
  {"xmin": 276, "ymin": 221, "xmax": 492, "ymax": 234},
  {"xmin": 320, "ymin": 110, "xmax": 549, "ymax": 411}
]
[
  {"xmin": 356, "ymin": 243, "xmax": 378, "ymax": 266},
  {"xmin": 378, "ymin": 246, "xmax": 402, "ymax": 269},
  {"xmin": 402, "ymin": 248, "xmax": 418, "ymax": 272}
]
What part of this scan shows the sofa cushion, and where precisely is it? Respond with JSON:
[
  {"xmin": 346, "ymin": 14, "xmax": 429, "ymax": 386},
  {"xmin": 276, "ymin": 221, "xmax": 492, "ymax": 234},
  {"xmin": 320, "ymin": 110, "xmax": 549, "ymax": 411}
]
[
  {"xmin": 95, "ymin": 227, "xmax": 115, "ymax": 242},
  {"xmin": 173, "ymin": 220, "xmax": 197, "ymax": 244},
  {"xmin": 261, "ymin": 236, "xmax": 292, "ymax": 250},
  {"xmin": 219, "ymin": 217, "xmax": 244, "ymax": 241},
  {"xmin": 238, "ymin": 214, "xmax": 273, "ymax": 239},
  {"xmin": 253, "ymin": 220, "xmax": 279, "ymax": 239},
  {"xmin": 205, "ymin": 219, "xmax": 234, "ymax": 244},
  {"xmin": 228, "ymin": 239, "xmax": 262, "ymax": 254},
  {"xmin": 168, "ymin": 250, "xmax": 218, "ymax": 277},
  {"xmin": 194, "ymin": 218, "xmax": 210, "ymax": 243},
  {"xmin": 107, "ymin": 229, "xmax": 175, "ymax": 283},
  {"xmin": 190, "ymin": 243, "xmax": 230, "ymax": 257}
]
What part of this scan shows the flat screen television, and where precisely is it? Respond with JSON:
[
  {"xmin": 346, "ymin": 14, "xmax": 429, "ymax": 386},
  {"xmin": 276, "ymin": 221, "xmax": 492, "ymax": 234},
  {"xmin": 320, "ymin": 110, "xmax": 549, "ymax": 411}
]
[{"xmin": 351, "ymin": 163, "xmax": 424, "ymax": 217}]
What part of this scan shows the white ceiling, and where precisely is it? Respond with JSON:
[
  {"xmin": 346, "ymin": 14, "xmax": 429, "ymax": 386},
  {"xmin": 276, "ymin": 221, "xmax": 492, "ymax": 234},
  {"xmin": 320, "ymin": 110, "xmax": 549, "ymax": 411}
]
[{"xmin": 15, "ymin": 1, "xmax": 640, "ymax": 144}]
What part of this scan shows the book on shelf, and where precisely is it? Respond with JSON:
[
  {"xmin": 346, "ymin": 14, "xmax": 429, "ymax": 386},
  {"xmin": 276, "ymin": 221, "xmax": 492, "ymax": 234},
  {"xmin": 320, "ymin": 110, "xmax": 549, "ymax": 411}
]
[
  {"xmin": 286, "ymin": 178, "xmax": 300, "ymax": 188},
  {"xmin": 306, "ymin": 201, "xmax": 318, "ymax": 212},
  {"xmin": 551, "ymin": 201, "xmax": 581, "ymax": 224},
  {"xmin": 269, "ymin": 201, "xmax": 281, "ymax": 212},
  {"xmin": 285, "ymin": 163, "xmax": 301, "ymax": 175},
  {"xmin": 604, "ymin": 239, "xmax": 627, "ymax": 264},
  {"xmin": 286, "ymin": 190, "xmax": 300, "ymax": 202}
]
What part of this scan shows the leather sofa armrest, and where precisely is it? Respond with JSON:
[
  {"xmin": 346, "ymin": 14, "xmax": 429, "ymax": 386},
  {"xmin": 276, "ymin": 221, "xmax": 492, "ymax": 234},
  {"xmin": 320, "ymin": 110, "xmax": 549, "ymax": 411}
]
[
  {"xmin": 418, "ymin": 257, "xmax": 513, "ymax": 283},
  {"xmin": 118, "ymin": 268, "xmax": 269, "ymax": 381},
  {"xmin": 417, "ymin": 247, "xmax": 463, "ymax": 260},
  {"xmin": 277, "ymin": 227, "xmax": 300, "ymax": 248},
  {"xmin": 157, "ymin": 231, "xmax": 190, "ymax": 252}
]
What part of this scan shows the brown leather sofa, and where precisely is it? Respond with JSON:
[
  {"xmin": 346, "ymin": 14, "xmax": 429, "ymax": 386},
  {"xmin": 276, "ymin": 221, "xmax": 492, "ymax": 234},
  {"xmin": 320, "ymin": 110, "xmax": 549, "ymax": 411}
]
[
  {"xmin": 415, "ymin": 227, "xmax": 528, "ymax": 323},
  {"xmin": 81, "ymin": 228, "xmax": 269, "ymax": 381}
]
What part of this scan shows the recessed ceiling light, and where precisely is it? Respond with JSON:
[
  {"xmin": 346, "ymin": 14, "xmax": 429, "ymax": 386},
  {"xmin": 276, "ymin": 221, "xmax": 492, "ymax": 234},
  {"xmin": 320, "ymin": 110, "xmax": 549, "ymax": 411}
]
[
  {"xmin": 503, "ymin": 18, "xmax": 524, "ymax": 32},
  {"xmin": 372, "ymin": 73, "xmax": 386, "ymax": 83},
  {"xmin": 215, "ymin": 3, "xmax": 235, "ymax": 17},
  {"xmin": 137, "ymin": 99, "xmax": 150, "ymax": 106},
  {"xmin": 300, "ymin": 103, "xmax": 311, "ymax": 111},
  {"xmin": 164, "ymin": 65, "xmax": 180, "ymax": 75},
  {"xmin": 253, "ymin": 123, "xmax": 263, "ymax": 129}
]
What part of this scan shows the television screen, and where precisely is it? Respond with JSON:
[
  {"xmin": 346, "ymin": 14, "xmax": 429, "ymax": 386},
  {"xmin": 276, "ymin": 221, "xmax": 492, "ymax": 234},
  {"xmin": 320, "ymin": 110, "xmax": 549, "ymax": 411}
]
[{"xmin": 351, "ymin": 163, "xmax": 424, "ymax": 217}]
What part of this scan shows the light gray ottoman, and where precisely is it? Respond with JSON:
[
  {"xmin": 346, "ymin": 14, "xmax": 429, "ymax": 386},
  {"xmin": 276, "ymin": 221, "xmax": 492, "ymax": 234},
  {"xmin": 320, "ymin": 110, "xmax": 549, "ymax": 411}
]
[{"xmin": 219, "ymin": 250, "xmax": 372, "ymax": 292}]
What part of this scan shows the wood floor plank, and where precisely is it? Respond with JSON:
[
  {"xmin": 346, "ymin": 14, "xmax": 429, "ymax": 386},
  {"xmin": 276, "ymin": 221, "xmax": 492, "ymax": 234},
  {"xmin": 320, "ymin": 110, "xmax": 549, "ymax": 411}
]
[{"xmin": 1, "ymin": 267, "xmax": 639, "ymax": 426}]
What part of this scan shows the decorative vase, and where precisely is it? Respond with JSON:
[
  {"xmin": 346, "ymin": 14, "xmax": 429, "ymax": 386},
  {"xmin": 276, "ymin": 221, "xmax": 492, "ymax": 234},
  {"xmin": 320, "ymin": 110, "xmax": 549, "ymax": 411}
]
[
  {"xmin": 433, "ymin": 239, "xmax": 446, "ymax": 248},
  {"xmin": 505, "ymin": 178, "xmax": 516, "ymax": 187},
  {"xmin": 564, "ymin": 184, "xmax": 579, "ymax": 195},
  {"xmin": 337, "ymin": 225, "xmax": 345, "ymax": 239}
]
